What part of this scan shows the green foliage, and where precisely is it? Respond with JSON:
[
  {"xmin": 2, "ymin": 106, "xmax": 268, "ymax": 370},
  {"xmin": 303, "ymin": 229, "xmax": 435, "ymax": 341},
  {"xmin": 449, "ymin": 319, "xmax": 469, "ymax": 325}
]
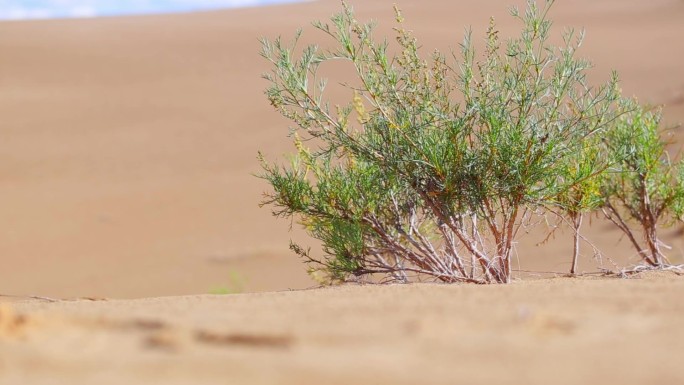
[
  {"xmin": 554, "ymin": 139, "xmax": 607, "ymax": 216},
  {"xmin": 601, "ymin": 101, "xmax": 684, "ymax": 266},
  {"xmin": 258, "ymin": 0, "xmax": 635, "ymax": 284},
  {"xmin": 209, "ymin": 271, "xmax": 246, "ymax": 294},
  {"xmin": 551, "ymin": 135, "xmax": 609, "ymax": 274}
]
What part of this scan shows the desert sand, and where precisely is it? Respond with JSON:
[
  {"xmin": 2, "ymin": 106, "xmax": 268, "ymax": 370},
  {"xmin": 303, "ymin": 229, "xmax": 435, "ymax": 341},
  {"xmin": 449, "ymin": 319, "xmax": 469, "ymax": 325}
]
[
  {"xmin": 2, "ymin": 272, "xmax": 684, "ymax": 384},
  {"xmin": 1, "ymin": 0, "xmax": 684, "ymax": 383}
]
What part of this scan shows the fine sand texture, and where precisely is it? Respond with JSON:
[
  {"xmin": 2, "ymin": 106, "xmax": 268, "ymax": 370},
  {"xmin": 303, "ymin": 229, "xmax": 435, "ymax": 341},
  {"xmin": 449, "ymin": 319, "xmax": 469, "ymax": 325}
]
[{"xmin": 1, "ymin": 272, "xmax": 684, "ymax": 385}]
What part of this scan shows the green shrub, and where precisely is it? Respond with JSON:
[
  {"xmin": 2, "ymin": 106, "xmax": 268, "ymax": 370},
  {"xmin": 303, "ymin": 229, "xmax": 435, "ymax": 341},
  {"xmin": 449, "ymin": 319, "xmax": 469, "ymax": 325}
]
[
  {"xmin": 601, "ymin": 101, "xmax": 684, "ymax": 268},
  {"xmin": 258, "ymin": 0, "xmax": 630, "ymax": 284},
  {"xmin": 552, "ymin": 135, "xmax": 608, "ymax": 275}
]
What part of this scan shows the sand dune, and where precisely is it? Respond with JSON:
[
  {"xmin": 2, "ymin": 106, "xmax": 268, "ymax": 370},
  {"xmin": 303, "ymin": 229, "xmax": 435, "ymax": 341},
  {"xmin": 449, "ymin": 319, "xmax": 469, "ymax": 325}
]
[
  {"xmin": 1, "ymin": 0, "xmax": 684, "ymax": 298},
  {"xmin": 1, "ymin": 1, "xmax": 684, "ymax": 383}
]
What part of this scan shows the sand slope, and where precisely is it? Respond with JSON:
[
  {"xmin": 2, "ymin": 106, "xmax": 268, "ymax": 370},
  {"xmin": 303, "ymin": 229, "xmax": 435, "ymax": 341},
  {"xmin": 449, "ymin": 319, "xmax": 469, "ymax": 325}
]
[
  {"xmin": 0, "ymin": 0, "xmax": 684, "ymax": 298},
  {"xmin": 1, "ymin": 273, "xmax": 683, "ymax": 385}
]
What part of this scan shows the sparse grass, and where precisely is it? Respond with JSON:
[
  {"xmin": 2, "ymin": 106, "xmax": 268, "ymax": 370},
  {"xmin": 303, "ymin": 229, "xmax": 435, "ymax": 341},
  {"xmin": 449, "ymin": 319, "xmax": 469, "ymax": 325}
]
[{"xmin": 209, "ymin": 271, "xmax": 246, "ymax": 294}]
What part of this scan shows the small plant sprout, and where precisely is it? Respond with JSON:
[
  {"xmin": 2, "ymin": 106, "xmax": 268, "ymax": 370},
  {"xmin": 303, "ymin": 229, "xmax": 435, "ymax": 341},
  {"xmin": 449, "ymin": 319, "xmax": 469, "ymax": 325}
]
[
  {"xmin": 258, "ymin": 0, "xmax": 629, "ymax": 284},
  {"xmin": 601, "ymin": 101, "xmax": 684, "ymax": 269}
]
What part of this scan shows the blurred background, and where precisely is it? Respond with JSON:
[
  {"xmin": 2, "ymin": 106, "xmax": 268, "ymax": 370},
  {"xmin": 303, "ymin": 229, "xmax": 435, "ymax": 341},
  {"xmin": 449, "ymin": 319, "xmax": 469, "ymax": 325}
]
[
  {"xmin": 0, "ymin": 0, "xmax": 682, "ymax": 299},
  {"xmin": 0, "ymin": 0, "xmax": 303, "ymax": 20}
]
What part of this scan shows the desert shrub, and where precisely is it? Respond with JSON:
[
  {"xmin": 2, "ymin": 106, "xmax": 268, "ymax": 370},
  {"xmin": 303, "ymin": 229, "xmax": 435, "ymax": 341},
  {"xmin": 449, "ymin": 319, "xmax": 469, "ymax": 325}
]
[
  {"xmin": 258, "ymin": 0, "xmax": 627, "ymax": 284},
  {"xmin": 551, "ymin": 136, "xmax": 608, "ymax": 275},
  {"xmin": 601, "ymin": 101, "xmax": 684, "ymax": 268}
]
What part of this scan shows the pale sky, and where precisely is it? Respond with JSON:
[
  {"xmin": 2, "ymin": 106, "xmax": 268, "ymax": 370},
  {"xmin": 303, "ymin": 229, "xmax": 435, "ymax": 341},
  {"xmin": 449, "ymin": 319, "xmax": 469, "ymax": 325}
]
[{"xmin": 0, "ymin": 0, "xmax": 301, "ymax": 20}]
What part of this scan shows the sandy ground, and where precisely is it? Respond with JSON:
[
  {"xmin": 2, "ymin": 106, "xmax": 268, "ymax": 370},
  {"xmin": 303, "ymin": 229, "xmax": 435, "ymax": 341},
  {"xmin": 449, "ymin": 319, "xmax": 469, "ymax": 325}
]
[
  {"xmin": 1, "ymin": 272, "xmax": 683, "ymax": 385},
  {"xmin": 1, "ymin": 0, "xmax": 684, "ymax": 383}
]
